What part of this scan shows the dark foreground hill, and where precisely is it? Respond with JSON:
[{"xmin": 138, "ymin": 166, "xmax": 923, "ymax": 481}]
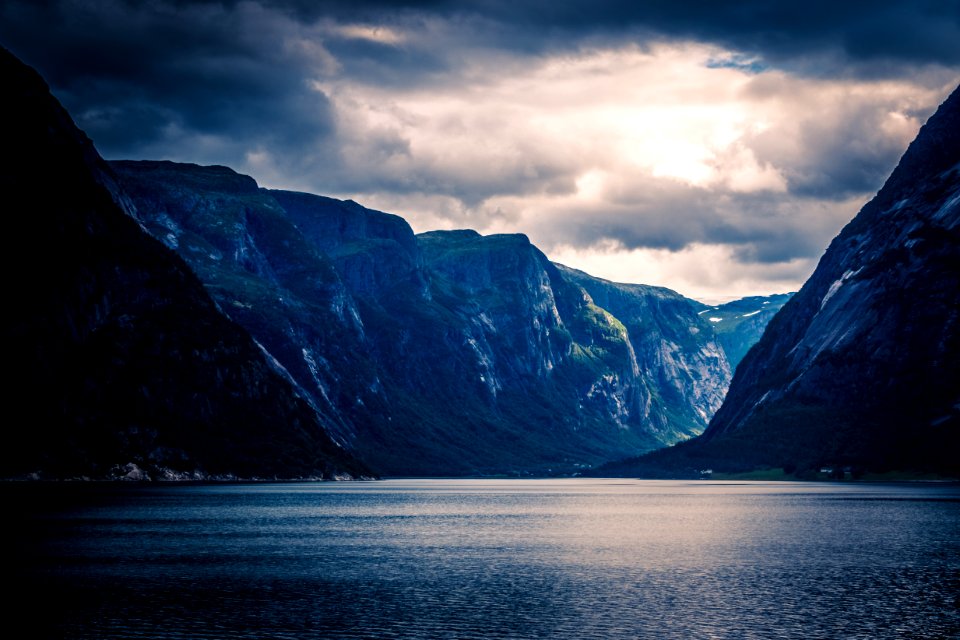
[{"xmin": 0, "ymin": 46, "xmax": 370, "ymax": 480}]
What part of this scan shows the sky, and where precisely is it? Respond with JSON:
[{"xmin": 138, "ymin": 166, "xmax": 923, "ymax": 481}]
[{"xmin": 2, "ymin": 1, "xmax": 959, "ymax": 302}]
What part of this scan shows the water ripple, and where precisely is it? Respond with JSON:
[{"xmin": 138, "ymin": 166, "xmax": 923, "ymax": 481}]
[{"xmin": 7, "ymin": 479, "xmax": 959, "ymax": 639}]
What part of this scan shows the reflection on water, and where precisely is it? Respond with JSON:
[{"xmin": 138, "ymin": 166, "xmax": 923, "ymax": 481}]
[{"xmin": 7, "ymin": 480, "xmax": 960, "ymax": 639}]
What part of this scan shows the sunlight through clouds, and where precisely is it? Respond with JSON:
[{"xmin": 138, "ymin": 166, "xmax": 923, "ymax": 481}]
[
  {"xmin": 548, "ymin": 244, "xmax": 810, "ymax": 304},
  {"xmin": 5, "ymin": 0, "xmax": 955, "ymax": 300},
  {"xmin": 308, "ymin": 42, "xmax": 949, "ymax": 299}
]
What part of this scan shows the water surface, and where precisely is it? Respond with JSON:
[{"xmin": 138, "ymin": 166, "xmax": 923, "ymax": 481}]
[{"xmin": 7, "ymin": 479, "xmax": 959, "ymax": 639}]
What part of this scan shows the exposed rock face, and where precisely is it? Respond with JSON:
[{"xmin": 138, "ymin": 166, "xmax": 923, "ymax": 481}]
[
  {"xmin": 418, "ymin": 231, "xmax": 569, "ymax": 386},
  {"xmin": 0, "ymin": 47, "xmax": 369, "ymax": 480},
  {"xmin": 697, "ymin": 294, "xmax": 794, "ymax": 373},
  {"xmin": 415, "ymin": 230, "xmax": 661, "ymax": 438},
  {"xmin": 110, "ymin": 161, "xmax": 378, "ymax": 447},
  {"xmin": 558, "ymin": 266, "xmax": 731, "ymax": 441},
  {"xmin": 113, "ymin": 164, "xmax": 742, "ymax": 475},
  {"xmin": 694, "ymin": 85, "xmax": 960, "ymax": 474}
]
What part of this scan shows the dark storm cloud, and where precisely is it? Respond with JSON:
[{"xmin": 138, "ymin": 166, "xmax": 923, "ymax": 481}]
[
  {"xmin": 744, "ymin": 91, "xmax": 918, "ymax": 199},
  {"xmin": 2, "ymin": 0, "xmax": 955, "ymax": 159},
  {"xmin": 0, "ymin": 0, "xmax": 336, "ymax": 162},
  {"xmin": 6, "ymin": 0, "xmax": 958, "ymax": 88},
  {"xmin": 259, "ymin": 0, "xmax": 960, "ymax": 71},
  {"xmin": 537, "ymin": 178, "xmax": 845, "ymax": 266}
]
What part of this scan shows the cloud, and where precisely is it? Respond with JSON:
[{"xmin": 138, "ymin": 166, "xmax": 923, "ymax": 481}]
[
  {"xmin": 1, "ymin": 0, "xmax": 958, "ymax": 300},
  {"xmin": 322, "ymin": 48, "xmax": 951, "ymax": 253},
  {"xmin": 0, "ymin": 0, "xmax": 339, "ymax": 167},
  {"xmin": 477, "ymin": 172, "xmax": 867, "ymax": 266},
  {"xmin": 256, "ymin": 0, "xmax": 960, "ymax": 73},
  {"xmin": 738, "ymin": 74, "xmax": 949, "ymax": 198},
  {"xmin": 549, "ymin": 244, "xmax": 813, "ymax": 305}
]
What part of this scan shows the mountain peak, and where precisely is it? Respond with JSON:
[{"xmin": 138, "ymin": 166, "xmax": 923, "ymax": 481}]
[{"xmin": 856, "ymin": 83, "xmax": 960, "ymax": 227}]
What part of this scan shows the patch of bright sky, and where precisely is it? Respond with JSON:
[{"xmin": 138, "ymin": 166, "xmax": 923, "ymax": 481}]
[
  {"xmin": 548, "ymin": 243, "xmax": 810, "ymax": 304},
  {"xmin": 332, "ymin": 23, "xmax": 407, "ymax": 45}
]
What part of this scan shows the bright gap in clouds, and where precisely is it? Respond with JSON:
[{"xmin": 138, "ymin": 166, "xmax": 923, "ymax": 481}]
[
  {"xmin": 548, "ymin": 244, "xmax": 810, "ymax": 305},
  {"xmin": 316, "ymin": 43, "xmax": 781, "ymax": 195},
  {"xmin": 262, "ymin": 40, "xmax": 947, "ymax": 302}
]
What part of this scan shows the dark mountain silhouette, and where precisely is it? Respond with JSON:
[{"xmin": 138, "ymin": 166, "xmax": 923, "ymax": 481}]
[{"xmin": 0, "ymin": 46, "xmax": 369, "ymax": 480}]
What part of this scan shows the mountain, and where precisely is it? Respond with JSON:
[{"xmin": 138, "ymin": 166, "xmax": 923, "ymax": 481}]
[
  {"xmin": 2, "ymin": 43, "xmax": 792, "ymax": 479},
  {"xmin": 112, "ymin": 163, "xmax": 735, "ymax": 475},
  {"xmin": 0, "ymin": 47, "xmax": 370, "ymax": 480},
  {"xmin": 557, "ymin": 266, "xmax": 730, "ymax": 439},
  {"xmin": 106, "ymin": 161, "xmax": 379, "ymax": 450},
  {"xmin": 602, "ymin": 84, "xmax": 960, "ymax": 478},
  {"xmin": 696, "ymin": 294, "xmax": 794, "ymax": 372}
]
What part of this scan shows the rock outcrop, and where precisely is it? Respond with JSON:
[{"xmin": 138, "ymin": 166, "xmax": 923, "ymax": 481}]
[{"xmin": 558, "ymin": 266, "xmax": 731, "ymax": 441}]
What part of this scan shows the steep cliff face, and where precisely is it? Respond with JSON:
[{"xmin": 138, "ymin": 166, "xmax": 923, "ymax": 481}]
[
  {"xmin": 110, "ymin": 161, "xmax": 385, "ymax": 446},
  {"xmin": 415, "ymin": 231, "xmax": 649, "ymax": 438},
  {"xmin": 418, "ymin": 231, "xmax": 568, "ymax": 384},
  {"xmin": 114, "ymin": 161, "xmax": 741, "ymax": 474},
  {"xmin": 0, "ymin": 47, "xmax": 369, "ymax": 480},
  {"xmin": 365, "ymin": 229, "xmax": 663, "ymax": 475},
  {"xmin": 558, "ymin": 266, "xmax": 731, "ymax": 441},
  {"xmin": 699, "ymin": 85, "xmax": 960, "ymax": 473}
]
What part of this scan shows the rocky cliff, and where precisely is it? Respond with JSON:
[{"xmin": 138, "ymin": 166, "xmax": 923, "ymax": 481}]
[
  {"xmin": 704, "ymin": 85, "xmax": 960, "ymax": 473},
  {"xmin": 113, "ymin": 164, "xmax": 741, "ymax": 475},
  {"xmin": 558, "ymin": 266, "xmax": 731, "ymax": 441},
  {"xmin": 109, "ymin": 161, "xmax": 381, "ymax": 448},
  {"xmin": 1, "ymin": 47, "xmax": 370, "ymax": 480},
  {"xmin": 607, "ymin": 84, "xmax": 960, "ymax": 477}
]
